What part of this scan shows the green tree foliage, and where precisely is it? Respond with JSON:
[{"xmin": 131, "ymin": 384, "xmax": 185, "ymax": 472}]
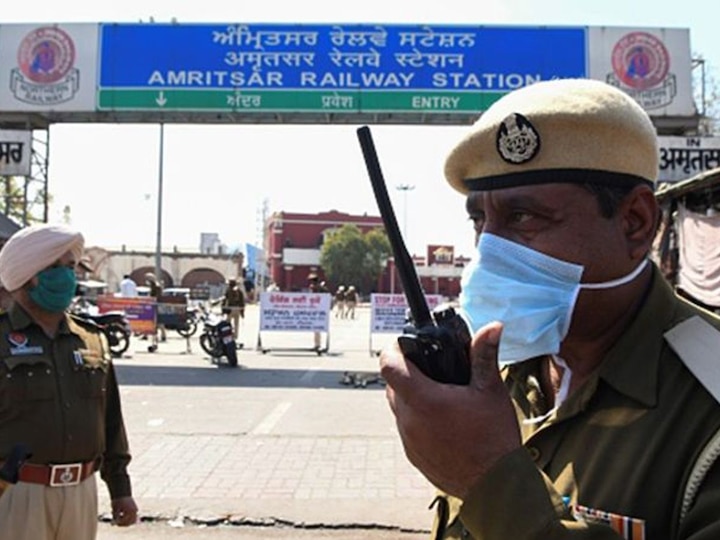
[
  {"xmin": 0, "ymin": 175, "xmax": 47, "ymax": 225},
  {"xmin": 1, "ymin": 176, "xmax": 24, "ymax": 223},
  {"xmin": 320, "ymin": 224, "xmax": 391, "ymax": 295}
]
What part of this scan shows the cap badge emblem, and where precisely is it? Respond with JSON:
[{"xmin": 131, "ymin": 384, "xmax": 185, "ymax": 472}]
[{"xmin": 496, "ymin": 113, "xmax": 541, "ymax": 164}]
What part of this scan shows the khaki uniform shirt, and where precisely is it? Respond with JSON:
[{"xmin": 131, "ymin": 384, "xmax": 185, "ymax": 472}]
[
  {"xmin": 0, "ymin": 304, "xmax": 132, "ymax": 499},
  {"xmin": 434, "ymin": 268, "xmax": 720, "ymax": 539},
  {"xmin": 223, "ymin": 286, "xmax": 245, "ymax": 308},
  {"xmin": 345, "ymin": 289, "xmax": 358, "ymax": 303}
]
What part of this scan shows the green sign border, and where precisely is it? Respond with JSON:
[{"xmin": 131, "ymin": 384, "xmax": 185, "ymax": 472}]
[{"xmin": 98, "ymin": 89, "xmax": 506, "ymax": 114}]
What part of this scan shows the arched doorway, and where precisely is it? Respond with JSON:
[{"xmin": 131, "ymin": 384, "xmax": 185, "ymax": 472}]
[
  {"xmin": 181, "ymin": 268, "xmax": 226, "ymax": 300},
  {"xmin": 130, "ymin": 267, "xmax": 174, "ymax": 290}
]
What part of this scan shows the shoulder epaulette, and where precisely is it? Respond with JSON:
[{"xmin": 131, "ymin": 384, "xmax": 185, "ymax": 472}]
[
  {"xmin": 664, "ymin": 315, "xmax": 720, "ymax": 403},
  {"xmin": 665, "ymin": 316, "xmax": 720, "ymax": 526}
]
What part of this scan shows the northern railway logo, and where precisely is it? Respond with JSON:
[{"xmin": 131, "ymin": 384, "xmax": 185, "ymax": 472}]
[
  {"xmin": 10, "ymin": 26, "xmax": 80, "ymax": 105},
  {"xmin": 607, "ymin": 31, "xmax": 676, "ymax": 110}
]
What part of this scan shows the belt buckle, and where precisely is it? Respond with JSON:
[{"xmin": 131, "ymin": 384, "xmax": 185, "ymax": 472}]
[{"xmin": 49, "ymin": 463, "xmax": 82, "ymax": 487}]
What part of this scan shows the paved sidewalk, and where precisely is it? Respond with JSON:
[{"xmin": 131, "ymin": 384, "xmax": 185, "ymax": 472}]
[{"xmin": 97, "ymin": 305, "xmax": 435, "ymax": 538}]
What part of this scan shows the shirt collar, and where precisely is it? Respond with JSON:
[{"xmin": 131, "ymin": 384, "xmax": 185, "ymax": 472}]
[
  {"xmin": 8, "ymin": 302, "xmax": 74, "ymax": 335},
  {"xmin": 506, "ymin": 264, "xmax": 678, "ymax": 413},
  {"xmin": 8, "ymin": 303, "xmax": 34, "ymax": 330},
  {"xmin": 597, "ymin": 265, "xmax": 679, "ymax": 407}
]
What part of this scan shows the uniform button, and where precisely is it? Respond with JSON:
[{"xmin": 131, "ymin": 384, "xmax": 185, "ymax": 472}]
[
  {"xmin": 65, "ymin": 402, "xmax": 71, "ymax": 409},
  {"xmin": 527, "ymin": 446, "xmax": 541, "ymax": 462}
]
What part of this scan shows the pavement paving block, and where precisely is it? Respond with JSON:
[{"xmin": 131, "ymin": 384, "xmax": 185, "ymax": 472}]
[{"xmin": 97, "ymin": 304, "xmax": 436, "ymax": 537}]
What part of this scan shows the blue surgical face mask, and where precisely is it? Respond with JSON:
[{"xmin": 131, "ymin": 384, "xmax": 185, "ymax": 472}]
[
  {"xmin": 29, "ymin": 266, "xmax": 77, "ymax": 313},
  {"xmin": 459, "ymin": 233, "xmax": 648, "ymax": 366}
]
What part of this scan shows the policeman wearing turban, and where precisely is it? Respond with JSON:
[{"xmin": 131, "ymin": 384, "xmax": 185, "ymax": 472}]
[
  {"xmin": 380, "ymin": 79, "xmax": 720, "ymax": 539},
  {"xmin": 0, "ymin": 223, "xmax": 137, "ymax": 539}
]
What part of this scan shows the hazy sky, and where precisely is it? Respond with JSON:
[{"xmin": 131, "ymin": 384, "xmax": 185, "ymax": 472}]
[{"xmin": 4, "ymin": 0, "xmax": 719, "ymax": 258}]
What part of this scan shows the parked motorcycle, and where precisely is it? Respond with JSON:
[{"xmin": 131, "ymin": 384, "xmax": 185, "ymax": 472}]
[
  {"xmin": 70, "ymin": 302, "xmax": 132, "ymax": 358},
  {"xmin": 199, "ymin": 315, "xmax": 239, "ymax": 367},
  {"xmin": 176, "ymin": 304, "xmax": 204, "ymax": 338}
]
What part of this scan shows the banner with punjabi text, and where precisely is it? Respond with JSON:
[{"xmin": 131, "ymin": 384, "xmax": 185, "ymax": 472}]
[
  {"xmin": 97, "ymin": 295, "xmax": 156, "ymax": 335},
  {"xmin": 259, "ymin": 291, "xmax": 331, "ymax": 332}
]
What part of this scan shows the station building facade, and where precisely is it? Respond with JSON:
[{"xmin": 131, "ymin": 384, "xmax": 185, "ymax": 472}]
[
  {"xmin": 264, "ymin": 209, "xmax": 469, "ymax": 298},
  {"xmin": 83, "ymin": 245, "xmax": 243, "ymax": 300},
  {"xmin": 72, "ymin": 209, "xmax": 468, "ymax": 301}
]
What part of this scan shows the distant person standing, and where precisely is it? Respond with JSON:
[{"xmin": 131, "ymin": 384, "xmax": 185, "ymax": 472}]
[
  {"xmin": 308, "ymin": 273, "xmax": 324, "ymax": 351},
  {"xmin": 344, "ymin": 285, "xmax": 358, "ymax": 320},
  {"xmin": 119, "ymin": 274, "xmax": 137, "ymax": 297},
  {"xmin": 242, "ymin": 269, "xmax": 256, "ymax": 304},
  {"xmin": 145, "ymin": 272, "xmax": 166, "ymax": 349},
  {"xmin": 334, "ymin": 285, "xmax": 346, "ymax": 319},
  {"xmin": 222, "ymin": 277, "xmax": 246, "ymax": 341}
]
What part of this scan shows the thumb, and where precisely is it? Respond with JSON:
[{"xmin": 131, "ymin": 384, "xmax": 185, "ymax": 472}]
[{"xmin": 469, "ymin": 321, "xmax": 504, "ymax": 390}]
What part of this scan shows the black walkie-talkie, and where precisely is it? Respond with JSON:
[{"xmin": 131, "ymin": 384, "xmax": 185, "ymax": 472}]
[{"xmin": 357, "ymin": 126, "xmax": 472, "ymax": 385}]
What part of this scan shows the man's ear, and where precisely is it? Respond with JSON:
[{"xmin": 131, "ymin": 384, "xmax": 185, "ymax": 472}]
[{"xmin": 620, "ymin": 184, "xmax": 660, "ymax": 259}]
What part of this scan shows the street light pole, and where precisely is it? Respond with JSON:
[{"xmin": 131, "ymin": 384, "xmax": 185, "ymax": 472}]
[
  {"xmin": 396, "ymin": 183, "xmax": 415, "ymax": 241},
  {"xmin": 154, "ymin": 123, "xmax": 165, "ymax": 281}
]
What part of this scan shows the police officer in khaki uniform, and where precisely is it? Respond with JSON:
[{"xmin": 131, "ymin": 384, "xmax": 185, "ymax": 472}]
[
  {"xmin": 307, "ymin": 273, "xmax": 322, "ymax": 350},
  {"xmin": 334, "ymin": 285, "xmax": 346, "ymax": 319},
  {"xmin": 0, "ymin": 224, "xmax": 138, "ymax": 540},
  {"xmin": 344, "ymin": 285, "xmax": 358, "ymax": 320},
  {"xmin": 222, "ymin": 277, "xmax": 246, "ymax": 341},
  {"xmin": 380, "ymin": 79, "xmax": 720, "ymax": 539},
  {"xmin": 145, "ymin": 272, "xmax": 166, "ymax": 349}
]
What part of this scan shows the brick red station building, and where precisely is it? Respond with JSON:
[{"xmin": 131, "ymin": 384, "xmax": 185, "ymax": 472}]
[{"xmin": 264, "ymin": 209, "xmax": 469, "ymax": 298}]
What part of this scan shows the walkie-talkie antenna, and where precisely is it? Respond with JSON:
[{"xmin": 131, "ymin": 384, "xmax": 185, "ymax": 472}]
[
  {"xmin": 356, "ymin": 126, "xmax": 432, "ymax": 328},
  {"xmin": 357, "ymin": 125, "xmax": 471, "ymax": 385}
]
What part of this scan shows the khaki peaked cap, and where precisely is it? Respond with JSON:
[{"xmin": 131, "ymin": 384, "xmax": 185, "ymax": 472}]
[{"xmin": 444, "ymin": 78, "xmax": 659, "ymax": 195}]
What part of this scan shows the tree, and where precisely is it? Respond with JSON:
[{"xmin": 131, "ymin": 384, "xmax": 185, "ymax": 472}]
[
  {"xmin": 1, "ymin": 176, "xmax": 24, "ymax": 223},
  {"xmin": 320, "ymin": 224, "xmax": 391, "ymax": 295},
  {"xmin": 0, "ymin": 175, "xmax": 47, "ymax": 225}
]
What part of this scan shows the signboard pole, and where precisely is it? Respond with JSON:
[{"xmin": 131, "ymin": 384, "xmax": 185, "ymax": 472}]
[{"xmin": 154, "ymin": 122, "xmax": 164, "ymax": 280}]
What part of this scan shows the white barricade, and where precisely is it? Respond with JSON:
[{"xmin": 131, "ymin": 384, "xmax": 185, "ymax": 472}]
[
  {"xmin": 257, "ymin": 291, "xmax": 332, "ymax": 354},
  {"xmin": 369, "ymin": 293, "xmax": 444, "ymax": 356}
]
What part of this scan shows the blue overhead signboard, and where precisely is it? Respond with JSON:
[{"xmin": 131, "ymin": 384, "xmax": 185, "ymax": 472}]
[
  {"xmin": 98, "ymin": 23, "xmax": 586, "ymax": 113},
  {"xmin": 0, "ymin": 23, "xmax": 696, "ymax": 119}
]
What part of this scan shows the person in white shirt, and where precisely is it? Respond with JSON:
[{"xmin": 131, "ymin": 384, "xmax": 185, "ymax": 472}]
[{"xmin": 119, "ymin": 274, "xmax": 138, "ymax": 297}]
